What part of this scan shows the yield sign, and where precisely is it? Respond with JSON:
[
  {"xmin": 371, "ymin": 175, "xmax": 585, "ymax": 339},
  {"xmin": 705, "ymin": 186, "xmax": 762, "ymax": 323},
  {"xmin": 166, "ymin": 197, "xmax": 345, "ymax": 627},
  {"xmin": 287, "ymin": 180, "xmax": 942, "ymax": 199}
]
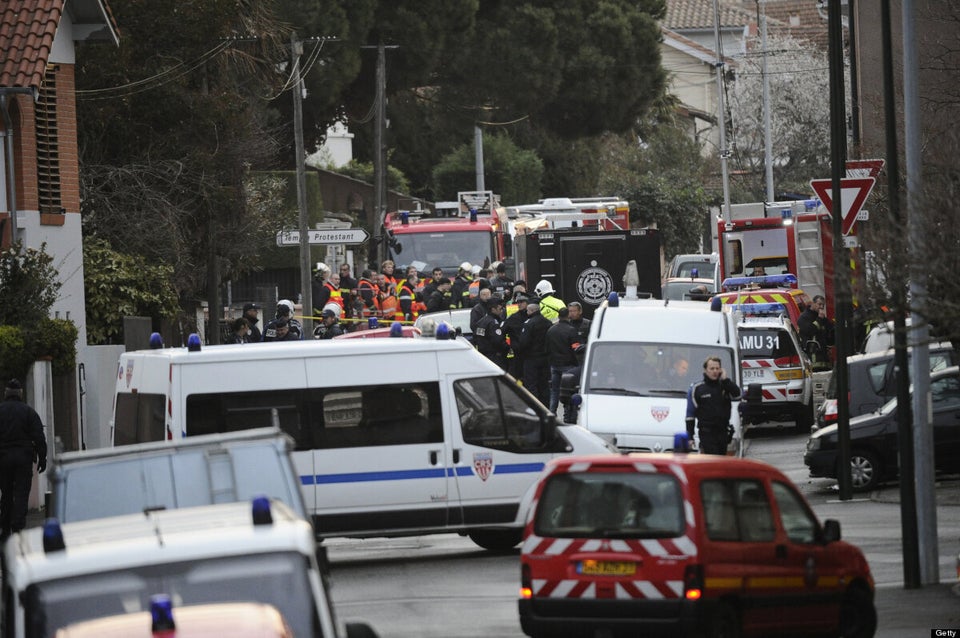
[
  {"xmin": 845, "ymin": 159, "xmax": 885, "ymax": 179},
  {"xmin": 810, "ymin": 177, "xmax": 876, "ymax": 235}
]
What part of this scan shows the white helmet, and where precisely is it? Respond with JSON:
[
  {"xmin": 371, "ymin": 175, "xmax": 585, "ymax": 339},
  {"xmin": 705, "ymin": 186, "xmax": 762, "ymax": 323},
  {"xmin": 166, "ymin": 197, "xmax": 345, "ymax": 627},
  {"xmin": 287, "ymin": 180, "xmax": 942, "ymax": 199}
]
[
  {"xmin": 277, "ymin": 299, "xmax": 295, "ymax": 317},
  {"xmin": 459, "ymin": 261, "xmax": 473, "ymax": 272},
  {"xmin": 471, "ymin": 265, "xmax": 482, "ymax": 276},
  {"xmin": 535, "ymin": 279, "xmax": 554, "ymax": 297},
  {"xmin": 322, "ymin": 303, "xmax": 341, "ymax": 319}
]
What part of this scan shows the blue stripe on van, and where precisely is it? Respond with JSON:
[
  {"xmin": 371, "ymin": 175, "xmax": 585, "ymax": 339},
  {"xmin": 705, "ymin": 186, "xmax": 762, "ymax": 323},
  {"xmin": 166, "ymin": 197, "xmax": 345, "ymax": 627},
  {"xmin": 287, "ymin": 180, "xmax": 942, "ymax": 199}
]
[{"xmin": 300, "ymin": 462, "xmax": 545, "ymax": 485}]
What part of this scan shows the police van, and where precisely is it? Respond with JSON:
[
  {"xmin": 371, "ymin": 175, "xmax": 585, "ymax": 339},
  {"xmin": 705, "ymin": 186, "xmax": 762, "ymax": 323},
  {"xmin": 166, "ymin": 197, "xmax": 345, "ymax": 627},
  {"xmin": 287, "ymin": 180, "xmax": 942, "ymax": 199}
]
[
  {"xmin": 733, "ymin": 303, "xmax": 815, "ymax": 431},
  {"xmin": 573, "ymin": 296, "xmax": 744, "ymax": 455},
  {"xmin": 2, "ymin": 498, "xmax": 375, "ymax": 638},
  {"xmin": 110, "ymin": 332, "xmax": 614, "ymax": 550}
]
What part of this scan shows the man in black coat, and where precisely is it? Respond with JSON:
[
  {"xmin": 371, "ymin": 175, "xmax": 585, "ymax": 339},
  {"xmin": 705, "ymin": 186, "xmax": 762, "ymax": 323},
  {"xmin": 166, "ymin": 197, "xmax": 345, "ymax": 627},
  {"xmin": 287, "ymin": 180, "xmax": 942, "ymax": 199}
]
[
  {"xmin": 518, "ymin": 298, "xmax": 552, "ymax": 406},
  {"xmin": 546, "ymin": 308, "xmax": 581, "ymax": 414},
  {"xmin": 242, "ymin": 303, "xmax": 262, "ymax": 342},
  {"xmin": 685, "ymin": 357, "xmax": 741, "ymax": 455},
  {"xmin": 502, "ymin": 294, "xmax": 530, "ymax": 380},
  {"xmin": 0, "ymin": 379, "xmax": 46, "ymax": 539},
  {"xmin": 798, "ymin": 295, "xmax": 834, "ymax": 368},
  {"xmin": 474, "ymin": 296, "xmax": 509, "ymax": 370}
]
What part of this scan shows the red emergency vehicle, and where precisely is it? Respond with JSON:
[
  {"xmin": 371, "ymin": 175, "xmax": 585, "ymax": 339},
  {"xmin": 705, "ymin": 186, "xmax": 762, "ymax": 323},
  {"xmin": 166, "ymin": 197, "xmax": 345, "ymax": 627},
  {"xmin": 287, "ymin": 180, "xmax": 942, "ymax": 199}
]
[
  {"xmin": 519, "ymin": 451, "xmax": 876, "ymax": 638},
  {"xmin": 716, "ymin": 201, "xmax": 839, "ymax": 320}
]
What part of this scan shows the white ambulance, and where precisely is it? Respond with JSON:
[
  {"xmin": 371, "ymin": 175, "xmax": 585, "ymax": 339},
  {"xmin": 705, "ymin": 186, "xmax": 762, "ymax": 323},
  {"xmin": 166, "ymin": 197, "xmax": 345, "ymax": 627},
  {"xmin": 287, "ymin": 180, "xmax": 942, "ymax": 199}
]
[
  {"xmin": 1, "ymin": 499, "xmax": 375, "ymax": 638},
  {"xmin": 110, "ymin": 333, "xmax": 613, "ymax": 550},
  {"xmin": 574, "ymin": 296, "xmax": 744, "ymax": 455}
]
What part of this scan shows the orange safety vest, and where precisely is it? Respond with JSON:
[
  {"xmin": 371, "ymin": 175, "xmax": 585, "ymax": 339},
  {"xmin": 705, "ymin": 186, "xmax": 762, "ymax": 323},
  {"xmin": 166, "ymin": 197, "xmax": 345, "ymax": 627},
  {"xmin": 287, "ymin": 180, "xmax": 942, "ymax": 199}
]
[
  {"xmin": 323, "ymin": 281, "xmax": 344, "ymax": 310},
  {"xmin": 358, "ymin": 279, "xmax": 381, "ymax": 317}
]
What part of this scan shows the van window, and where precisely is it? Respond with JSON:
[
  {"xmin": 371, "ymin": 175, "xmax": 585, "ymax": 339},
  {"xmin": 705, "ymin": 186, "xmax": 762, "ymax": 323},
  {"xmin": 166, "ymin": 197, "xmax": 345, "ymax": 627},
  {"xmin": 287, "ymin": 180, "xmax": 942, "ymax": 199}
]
[
  {"xmin": 185, "ymin": 383, "xmax": 442, "ymax": 450},
  {"xmin": 113, "ymin": 393, "xmax": 166, "ymax": 445},
  {"xmin": 771, "ymin": 481, "xmax": 817, "ymax": 544},
  {"xmin": 585, "ymin": 343, "xmax": 732, "ymax": 393},
  {"xmin": 534, "ymin": 472, "xmax": 684, "ymax": 539},
  {"xmin": 931, "ymin": 374, "xmax": 960, "ymax": 409},
  {"xmin": 454, "ymin": 377, "xmax": 546, "ymax": 451},
  {"xmin": 738, "ymin": 328, "xmax": 798, "ymax": 360},
  {"xmin": 700, "ymin": 479, "xmax": 775, "ymax": 542}
]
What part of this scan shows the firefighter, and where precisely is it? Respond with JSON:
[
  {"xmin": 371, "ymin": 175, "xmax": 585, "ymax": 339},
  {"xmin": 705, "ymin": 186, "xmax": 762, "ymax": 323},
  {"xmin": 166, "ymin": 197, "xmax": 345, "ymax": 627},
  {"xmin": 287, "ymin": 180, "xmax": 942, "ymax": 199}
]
[
  {"xmin": 357, "ymin": 270, "xmax": 381, "ymax": 319},
  {"xmin": 488, "ymin": 261, "xmax": 514, "ymax": 300},
  {"xmin": 451, "ymin": 262, "xmax": 474, "ymax": 308},
  {"xmin": 397, "ymin": 272, "xmax": 422, "ymax": 322},
  {"xmin": 534, "ymin": 280, "xmax": 566, "ymax": 322},
  {"xmin": 474, "ymin": 296, "xmax": 509, "ymax": 370},
  {"xmin": 425, "ymin": 278, "xmax": 453, "ymax": 313},
  {"xmin": 314, "ymin": 272, "xmax": 343, "ymax": 316},
  {"xmin": 338, "ymin": 263, "xmax": 358, "ymax": 319}
]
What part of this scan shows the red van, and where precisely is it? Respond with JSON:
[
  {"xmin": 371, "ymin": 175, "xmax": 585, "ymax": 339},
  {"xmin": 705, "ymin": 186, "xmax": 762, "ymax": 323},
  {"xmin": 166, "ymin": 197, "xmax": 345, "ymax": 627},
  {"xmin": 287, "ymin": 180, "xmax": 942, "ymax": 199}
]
[{"xmin": 519, "ymin": 453, "xmax": 876, "ymax": 638}]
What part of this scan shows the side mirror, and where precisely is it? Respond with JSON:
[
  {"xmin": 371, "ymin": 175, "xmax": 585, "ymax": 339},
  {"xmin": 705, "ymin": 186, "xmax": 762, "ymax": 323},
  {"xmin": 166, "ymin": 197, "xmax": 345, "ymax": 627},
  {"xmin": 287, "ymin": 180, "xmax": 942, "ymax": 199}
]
[
  {"xmin": 822, "ymin": 519, "xmax": 841, "ymax": 543},
  {"xmin": 744, "ymin": 383, "xmax": 763, "ymax": 404}
]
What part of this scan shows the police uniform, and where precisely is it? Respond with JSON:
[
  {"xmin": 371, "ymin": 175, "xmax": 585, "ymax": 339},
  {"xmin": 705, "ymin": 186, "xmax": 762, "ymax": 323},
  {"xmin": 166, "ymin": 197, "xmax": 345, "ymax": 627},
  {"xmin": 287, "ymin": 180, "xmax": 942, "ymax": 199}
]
[
  {"xmin": 474, "ymin": 300, "xmax": 509, "ymax": 370},
  {"xmin": 685, "ymin": 374, "xmax": 741, "ymax": 454},
  {"xmin": 0, "ymin": 380, "xmax": 46, "ymax": 537}
]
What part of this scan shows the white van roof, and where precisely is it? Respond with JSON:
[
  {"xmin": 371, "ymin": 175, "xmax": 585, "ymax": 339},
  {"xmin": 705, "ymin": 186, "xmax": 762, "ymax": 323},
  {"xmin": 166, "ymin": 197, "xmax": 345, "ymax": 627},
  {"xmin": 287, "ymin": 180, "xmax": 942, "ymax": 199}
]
[
  {"xmin": 7, "ymin": 500, "xmax": 312, "ymax": 586},
  {"xmin": 593, "ymin": 299, "xmax": 735, "ymax": 345}
]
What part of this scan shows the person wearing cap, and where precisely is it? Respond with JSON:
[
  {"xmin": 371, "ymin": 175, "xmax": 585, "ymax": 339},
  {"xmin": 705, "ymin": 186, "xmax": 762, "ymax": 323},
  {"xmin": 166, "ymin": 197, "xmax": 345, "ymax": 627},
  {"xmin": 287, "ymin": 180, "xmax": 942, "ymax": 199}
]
[
  {"xmin": 473, "ymin": 296, "xmax": 509, "ymax": 370},
  {"xmin": 425, "ymin": 277, "xmax": 453, "ymax": 313},
  {"xmin": 502, "ymin": 293, "xmax": 530, "ymax": 380},
  {"xmin": 451, "ymin": 262, "xmax": 474, "ymax": 308},
  {"xmin": 242, "ymin": 302, "xmax": 262, "ymax": 342},
  {"xmin": 313, "ymin": 307, "xmax": 345, "ymax": 340},
  {"xmin": 0, "ymin": 378, "xmax": 47, "ymax": 540}
]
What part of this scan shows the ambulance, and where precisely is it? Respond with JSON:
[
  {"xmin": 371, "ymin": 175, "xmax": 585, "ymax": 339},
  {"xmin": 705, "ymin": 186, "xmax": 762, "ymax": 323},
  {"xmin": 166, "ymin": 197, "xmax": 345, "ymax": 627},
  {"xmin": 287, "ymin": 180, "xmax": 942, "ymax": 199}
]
[
  {"xmin": 110, "ymin": 332, "xmax": 614, "ymax": 550},
  {"xmin": 574, "ymin": 295, "xmax": 744, "ymax": 455},
  {"xmin": 519, "ymin": 452, "xmax": 876, "ymax": 638},
  {"xmin": 2, "ymin": 499, "xmax": 375, "ymax": 638}
]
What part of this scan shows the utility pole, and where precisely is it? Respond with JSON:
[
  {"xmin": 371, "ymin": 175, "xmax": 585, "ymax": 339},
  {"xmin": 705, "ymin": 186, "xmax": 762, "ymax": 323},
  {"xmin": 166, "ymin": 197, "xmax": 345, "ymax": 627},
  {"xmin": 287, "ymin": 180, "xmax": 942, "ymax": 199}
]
[
  {"xmin": 759, "ymin": 4, "xmax": 774, "ymax": 202},
  {"xmin": 712, "ymin": 0, "xmax": 732, "ymax": 221},
  {"xmin": 365, "ymin": 42, "xmax": 398, "ymax": 267},
  {"xmin": 474, "ymin": 125, "xmax": 485, "ymax": 192},
  {"xmin": 291, "ymin": 32, "xmax": 313, "ymax": 336}
]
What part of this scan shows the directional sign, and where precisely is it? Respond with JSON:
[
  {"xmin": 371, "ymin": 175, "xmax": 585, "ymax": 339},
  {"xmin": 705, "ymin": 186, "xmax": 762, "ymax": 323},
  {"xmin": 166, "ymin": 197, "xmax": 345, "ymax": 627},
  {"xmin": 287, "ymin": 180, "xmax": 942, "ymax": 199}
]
[
  {"xmin": 845, "ymin": 159, "xmax": 885, "ymax": 179},
  {"xmin": 809, "ymin": 177, "xmax": 876, "ymax": 236},
  {"xmin": 276, "ymin": 228, "xmax": 369, "ymax": 247}
]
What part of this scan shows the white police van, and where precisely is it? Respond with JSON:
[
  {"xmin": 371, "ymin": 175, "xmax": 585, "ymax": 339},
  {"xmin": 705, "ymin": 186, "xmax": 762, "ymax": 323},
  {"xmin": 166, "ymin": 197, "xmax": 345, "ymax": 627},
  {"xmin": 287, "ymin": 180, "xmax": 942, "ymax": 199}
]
[
  {"xmin": 574, "ymin": 295, "xmax": 744, "ymax": 455},
  {"xmin": 109, "ymin": 332, "xmax": 613, "ymax": 549},
  {"xmin": 2, "ymin": 498, "xmax": 375, "ymax": 638}
]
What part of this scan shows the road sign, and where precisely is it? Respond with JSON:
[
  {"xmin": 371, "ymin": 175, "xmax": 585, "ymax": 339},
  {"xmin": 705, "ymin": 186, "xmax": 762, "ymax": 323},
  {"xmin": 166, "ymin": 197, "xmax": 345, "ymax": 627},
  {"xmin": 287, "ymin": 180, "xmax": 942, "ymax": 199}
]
[
  {"xmin": 845, "ymin": 159, "xmax": 885, "ymax": 179},
  {"xmin": 276, "ymin": 228, "xmax": 369, "ymax": 247},
  {"xmin": 809, "ymin": 177, "xmax": 876, "ymax": 235}
]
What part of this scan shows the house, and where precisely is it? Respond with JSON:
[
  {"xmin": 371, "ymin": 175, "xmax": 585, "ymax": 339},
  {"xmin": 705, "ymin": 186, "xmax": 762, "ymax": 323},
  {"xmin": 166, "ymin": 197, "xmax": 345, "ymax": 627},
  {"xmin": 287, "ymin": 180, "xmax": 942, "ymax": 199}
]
[{"xmin": 0, "ymin": 0, "xmax": 119, "ymax": 459}]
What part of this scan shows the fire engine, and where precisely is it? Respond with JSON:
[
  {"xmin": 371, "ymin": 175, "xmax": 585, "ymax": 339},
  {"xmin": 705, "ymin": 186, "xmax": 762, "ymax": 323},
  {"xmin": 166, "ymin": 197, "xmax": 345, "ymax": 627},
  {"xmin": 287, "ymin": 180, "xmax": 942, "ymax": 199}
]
[
  {"xmin": 715, "ymin": 200, "xmax": 839, "ymax": 319},
  {"xmin": 383, "ymin": 190, "xmax": 511, "ymax": 275},
  {"xmin": 504, "ymin": 196, "xmax": 630, "ymax": 231}
]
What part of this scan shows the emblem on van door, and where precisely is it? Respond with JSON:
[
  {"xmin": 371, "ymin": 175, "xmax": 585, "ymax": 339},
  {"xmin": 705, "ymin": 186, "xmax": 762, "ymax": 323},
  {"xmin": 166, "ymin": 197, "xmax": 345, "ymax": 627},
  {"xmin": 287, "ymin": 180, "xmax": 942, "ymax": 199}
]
[
  {"xmin": 125, "ymin": 361, "xmax": 134, "ymax": 388},
  {"xmin": 473, "ymin": 452, "xmax": 494, "ymax": 481},
  {"xmin": 576, "ymin": 263, "xmax": 613, "ymax": 305},
  {"xmin": 651, "ymin": 406, "xmax": 670, "ymax": 422}
]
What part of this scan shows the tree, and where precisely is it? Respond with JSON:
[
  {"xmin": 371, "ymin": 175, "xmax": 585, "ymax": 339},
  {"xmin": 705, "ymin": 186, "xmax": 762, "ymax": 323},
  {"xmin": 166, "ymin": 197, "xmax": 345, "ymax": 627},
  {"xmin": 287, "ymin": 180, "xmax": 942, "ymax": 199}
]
[
  {"xmin": 431, "ymin": 133, "xmax": 544, "ymax": 204},
  {"xmin": 726, "ymin": 34, "xmax": 834, "ymax": 199},
  {"xmin": 596, "ymin": 116, "xmax": 711, "ymax": 259},
  {"xmin": 0, "ymin": 242, "xmax": 61, "ymax": 327}
]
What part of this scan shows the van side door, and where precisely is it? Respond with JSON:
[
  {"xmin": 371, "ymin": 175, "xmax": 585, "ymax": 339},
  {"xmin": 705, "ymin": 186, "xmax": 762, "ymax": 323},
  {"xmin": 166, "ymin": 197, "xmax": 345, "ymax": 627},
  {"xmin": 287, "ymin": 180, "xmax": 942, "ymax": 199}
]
[{"xmin": 448, "ymin": 376, "xmax": 562, "ymax": 526}]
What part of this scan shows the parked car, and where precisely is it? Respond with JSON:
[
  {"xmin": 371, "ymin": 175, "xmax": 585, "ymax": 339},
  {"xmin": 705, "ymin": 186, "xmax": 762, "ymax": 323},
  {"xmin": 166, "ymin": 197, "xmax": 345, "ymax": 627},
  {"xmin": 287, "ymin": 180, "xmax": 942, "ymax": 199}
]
[
  {"xmin": 334, "ymin": 325, "xmax": 421, "ymax": 338},
  {"xmin": 815, "ymin": 343, "xmax": 956, "ymax": 430},
  {"xmin": 519, "ymin": 452, "xmax": 876, "ymax": 638},
  {"xmin": 805, "ymin": 366, "xmax": 960, "ymax": 492},
  {"xmin": 414, "ymin": 308, "xmax": 474, "ymax": 342},
  {"xmin": 661, "ymin": 276, "xmax": 715, "ymax": 302}
]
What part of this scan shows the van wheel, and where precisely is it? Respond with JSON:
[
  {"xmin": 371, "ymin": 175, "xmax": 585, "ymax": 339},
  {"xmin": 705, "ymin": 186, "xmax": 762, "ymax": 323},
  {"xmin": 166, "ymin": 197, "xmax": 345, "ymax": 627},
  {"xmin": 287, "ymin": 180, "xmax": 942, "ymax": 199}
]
[
  {"xmin": 839, "ymin": 586, "xmax": 877, "ymax": 638},
  {"xmin": 849, "ymin": 450, "xmax": 880, "ymax": 492},
  {"xmin": 794, "ymin": 402, "xmax": 815, "ymax": 433},
  {"xmin": 468, "ymin": 529, "xmax": 522, "ymax": 551},
  {"xmin": 709, "ymin": 602, "xmax": 741, "ymax": 638}
]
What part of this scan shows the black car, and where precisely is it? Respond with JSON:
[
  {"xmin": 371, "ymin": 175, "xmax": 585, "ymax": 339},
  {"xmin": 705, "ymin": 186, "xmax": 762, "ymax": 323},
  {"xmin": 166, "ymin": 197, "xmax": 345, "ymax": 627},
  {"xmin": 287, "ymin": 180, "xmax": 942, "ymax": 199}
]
[{"xmin": 805, "ymin": 366, "xmax": 960, "ymax": 491}]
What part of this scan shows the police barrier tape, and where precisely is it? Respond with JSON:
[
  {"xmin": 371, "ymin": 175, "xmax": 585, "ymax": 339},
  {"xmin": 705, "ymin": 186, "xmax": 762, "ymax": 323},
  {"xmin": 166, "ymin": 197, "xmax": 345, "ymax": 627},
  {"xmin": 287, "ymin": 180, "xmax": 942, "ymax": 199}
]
[{"xmin": 296, "ymin": 314, "xmax": 417, "ymax": 325}]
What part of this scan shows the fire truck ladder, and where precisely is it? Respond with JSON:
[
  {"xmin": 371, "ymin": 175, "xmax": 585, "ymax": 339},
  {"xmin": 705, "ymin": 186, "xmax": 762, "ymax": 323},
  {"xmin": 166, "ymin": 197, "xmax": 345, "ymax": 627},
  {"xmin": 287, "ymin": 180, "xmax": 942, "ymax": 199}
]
[{"xmin": 794, "ymin": 217, "xmax": 826, "ymax": 300}]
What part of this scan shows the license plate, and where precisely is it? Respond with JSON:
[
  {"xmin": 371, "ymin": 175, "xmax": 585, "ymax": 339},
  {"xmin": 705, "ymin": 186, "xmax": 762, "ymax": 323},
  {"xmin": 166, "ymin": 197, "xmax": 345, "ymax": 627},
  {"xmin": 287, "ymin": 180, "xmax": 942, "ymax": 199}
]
[
  {"xmin": 742, "ymin": 368, "xmax": 766, "ymax": 380},
  {"xmin": 578, "ymin": 560, "xmax": 637, "ymax": 576}
]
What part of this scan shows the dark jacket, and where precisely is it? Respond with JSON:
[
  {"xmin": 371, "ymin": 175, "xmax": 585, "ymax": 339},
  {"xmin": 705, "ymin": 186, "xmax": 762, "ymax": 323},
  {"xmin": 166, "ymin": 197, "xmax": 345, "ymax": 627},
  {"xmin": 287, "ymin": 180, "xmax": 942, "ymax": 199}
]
[
  {"xmin": 474, "ymin": 313, "xmax": 509, "ymax": 367},
  {"xmin": 314, "ymin": 321, "xmax": 345, "ymax": 340},
  {"xmin": 798, "ymin": 308, "xmax": 834, "ymax": 360},
  {"xmin": 546, "ymin": 320, "xmax": 580, "ymax": 368},
  {"xmin": 245, "ymin": 316, "xmax": 262, "ymax": 342},
  {"xmin": 685, "ymin": 374, "xmax": 742, "ymax": 431},
  {"xmin": 0, "ymin": 396, "xmax": 46, "ymax": 464},
  {"xmin": 426, "ymin": 288, "xmax": 453, "ymax": 313},
  {"xmin": 518, "ymin": 311, "xmax": 552, "ymax": 361},
  {"xmin": 450, "ymin": 275, "xmax": 473, "ymax": 308}
]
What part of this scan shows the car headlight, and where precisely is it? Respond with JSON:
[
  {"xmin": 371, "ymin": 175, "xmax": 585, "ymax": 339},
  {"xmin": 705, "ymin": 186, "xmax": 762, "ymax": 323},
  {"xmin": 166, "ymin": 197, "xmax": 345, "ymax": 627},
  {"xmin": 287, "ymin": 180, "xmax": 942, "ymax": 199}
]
[{"xmin": 806, "ymin": 437, "xmax": 821, "ymax": 452}]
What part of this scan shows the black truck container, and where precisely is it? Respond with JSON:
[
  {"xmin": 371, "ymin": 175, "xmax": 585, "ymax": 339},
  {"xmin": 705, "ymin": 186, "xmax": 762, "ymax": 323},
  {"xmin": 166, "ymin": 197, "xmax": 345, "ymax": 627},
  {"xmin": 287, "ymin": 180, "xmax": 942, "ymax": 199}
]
[{"xmin": 514, "ymin": 227, "xmax": 662, "ymax": 318}]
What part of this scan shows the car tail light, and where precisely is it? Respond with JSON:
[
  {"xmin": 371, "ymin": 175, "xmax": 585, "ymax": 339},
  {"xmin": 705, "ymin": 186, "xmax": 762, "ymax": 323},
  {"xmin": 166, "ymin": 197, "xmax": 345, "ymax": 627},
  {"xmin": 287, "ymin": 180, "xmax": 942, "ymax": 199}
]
[
  {"xmin": 823, "ymin": 399, "xmax": 838, "ymax": 423},
  {"xmin": 774, "ymin": 355, "xmax": 801, "ymax": 367},
  {"xmin": 683, "ymin": 564, "xmax": 704, "ymax": 600},
  {"xmin": 521, "ymin": 564, "xmax": 533, "ymax": 599}
]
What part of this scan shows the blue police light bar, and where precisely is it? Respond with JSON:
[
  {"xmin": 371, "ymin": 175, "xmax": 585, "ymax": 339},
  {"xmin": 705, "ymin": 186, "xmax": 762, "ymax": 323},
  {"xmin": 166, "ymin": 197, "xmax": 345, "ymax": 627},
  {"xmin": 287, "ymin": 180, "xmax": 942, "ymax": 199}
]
[
  {"xmin": 710, "ymin": 296, "xmax": 723, "ymax": 312},
  {"xmin": 673, "ymin": 432, "xmax": 691, "ymax": 454},
  {"xmin": 187, "ymin": 333, "xmax": 202, "ymax": 352},
  {"xmin": 390, "ymin": 322, "xmax": 403, "ymax": 337},
  {"xmin": 691, "ymin": 267, "xmax": 699, "ymax": 278},
  {"xmin": 730, "ymin": 302, "xmax": 788, "ymax": 316},
  {"xmin": 149, "ymin": 332, "xmax": 164, "ymax": 349},
  {"xmin": 721, "ymin": 274, "xmax": 797, "ymax": 290},
  {"xmin": 607, "ymin": 291, "xmax": 620, "ymax": 307},
  {"xmin": 42, "ymin": 518, "xmax": 66, "ymax": 553},
  {"xmin": 435, "ymin": 322, "xmax": 451, "ymax": 340},
  {"xmin": 252, "ymin": 496, "xmax": 273, "ymax": 526},
  {"xmin": 400, "ymin": 211, "xmax": 410, "ymax": 225},
  {"xmin": 368, "ymin": 317, "xmax": 379, "ymax": 329},
  {"xmin": 780, "ymin": 208, "xmax": 793, "ymax": 225},
  {"xmin": 469, "ymin": 208, "xmax": 478, "ymax": 222},
  {"xmin": 150, "ymin": 594, "xmax": 176, "ymax": 632}
]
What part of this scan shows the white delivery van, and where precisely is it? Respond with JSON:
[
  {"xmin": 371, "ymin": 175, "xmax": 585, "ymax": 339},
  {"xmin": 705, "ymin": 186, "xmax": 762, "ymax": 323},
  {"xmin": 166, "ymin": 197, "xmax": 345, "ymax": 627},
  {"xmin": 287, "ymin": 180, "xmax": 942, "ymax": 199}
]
[
  {"xmin": 575, "ymin": 297, "xmax": 744, "ymax": 455},
  {"xmin": 110, "ymin": 336, "xmax": 613, "ymax": 549},
  {"xmin": 1, "ymin": 499, "xmax": 375, "ymax": 638}
]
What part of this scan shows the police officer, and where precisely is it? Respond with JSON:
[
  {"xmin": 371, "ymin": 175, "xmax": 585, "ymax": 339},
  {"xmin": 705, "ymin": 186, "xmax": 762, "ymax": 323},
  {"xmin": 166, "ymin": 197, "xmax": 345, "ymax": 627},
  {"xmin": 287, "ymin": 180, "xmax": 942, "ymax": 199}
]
[
  {"xmin": 685, "ymin": 356, "xmax": 741, "ymax": 455},
  {"xmin": 474, "ymin": 296, "xmax": 509, "ymax": 370},
  {"xmin": 518, "ymin": 297, "xmax": 553, "ymax": 406},
  {"xmin": 0, "ymin": 379, "xmax": 46, "ymax": 539},
  {"xmin": 313, "ymin": 305, "xmax": 345, "ymax": 339}
]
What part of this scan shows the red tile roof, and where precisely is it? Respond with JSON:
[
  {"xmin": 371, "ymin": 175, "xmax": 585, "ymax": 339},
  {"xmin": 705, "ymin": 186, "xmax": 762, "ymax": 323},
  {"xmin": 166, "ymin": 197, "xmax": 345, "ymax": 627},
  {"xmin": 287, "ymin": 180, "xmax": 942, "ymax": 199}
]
[
  {"xmin": 664, "ymin": 0, "xmax": 763, "ymax": 30},
  {"xmin": 0, "ymin": 0, "xmax": 63, "ymax": 89}
]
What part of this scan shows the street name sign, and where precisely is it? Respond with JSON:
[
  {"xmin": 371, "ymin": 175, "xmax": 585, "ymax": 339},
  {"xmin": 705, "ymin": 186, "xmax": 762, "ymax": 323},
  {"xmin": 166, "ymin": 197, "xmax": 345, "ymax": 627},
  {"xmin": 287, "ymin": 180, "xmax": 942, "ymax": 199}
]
[{"xmin": 276, "ymin": 228, "xmax": 369, "ymax": 247}]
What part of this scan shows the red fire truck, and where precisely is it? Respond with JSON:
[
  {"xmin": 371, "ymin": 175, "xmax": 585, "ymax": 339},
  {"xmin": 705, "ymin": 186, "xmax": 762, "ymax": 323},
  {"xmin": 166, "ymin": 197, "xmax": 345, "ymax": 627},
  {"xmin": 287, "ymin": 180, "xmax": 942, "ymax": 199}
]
[{"xmin": 715, "ymin": 200, "xmax": 839, "ymax": 319}]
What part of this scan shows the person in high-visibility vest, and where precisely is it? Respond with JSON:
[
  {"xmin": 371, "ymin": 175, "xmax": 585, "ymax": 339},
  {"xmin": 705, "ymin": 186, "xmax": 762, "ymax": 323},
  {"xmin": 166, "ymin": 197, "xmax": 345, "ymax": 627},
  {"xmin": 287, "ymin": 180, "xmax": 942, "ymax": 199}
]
[
  {"xmin": 357, "ymin": 270, "xmax": 381, "ymax": 318},
  {"xmin": 314, "ymin": 272, "xmax": 344, "ymax": 316},
  {"xmin": 451, "ymin": 262, "xmax": 474, "ymax": 308},
  {"xmin": 398, "ymin": 273, "xmax": 423, "ymax": 321},
  {"xmin": 534, "ymin": 280, "xmax": 566, "ymax": 322},
  {"xmin": 338, "ymin": 263, "xmax": 358, "ymax": 319}
]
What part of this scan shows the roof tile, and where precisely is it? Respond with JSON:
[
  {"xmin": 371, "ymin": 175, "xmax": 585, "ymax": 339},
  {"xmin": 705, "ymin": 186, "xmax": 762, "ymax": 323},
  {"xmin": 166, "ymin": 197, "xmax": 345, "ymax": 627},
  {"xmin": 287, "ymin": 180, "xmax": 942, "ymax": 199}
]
[{"xmin": 0, "ymin": 0, "xmax": 64, "ymax": 89}]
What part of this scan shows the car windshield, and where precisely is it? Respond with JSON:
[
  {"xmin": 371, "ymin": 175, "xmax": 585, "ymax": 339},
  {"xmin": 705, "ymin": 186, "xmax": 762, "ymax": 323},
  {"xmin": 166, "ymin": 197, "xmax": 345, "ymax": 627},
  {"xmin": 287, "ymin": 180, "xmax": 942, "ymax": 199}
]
[
  {"xmin": 388, "ymin": 230, "xmax": 495, "ymax": 274},
  {"xmin": 535, "ymin": 471, "xmax": 685, "ymax": 539},
  {"xmin": 24, "ymin": 552, "xmax": 320, "ymax": 638},
  {"xmin": 584, "ymin": 343, "xmax": 735, "ymax": 394}
]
